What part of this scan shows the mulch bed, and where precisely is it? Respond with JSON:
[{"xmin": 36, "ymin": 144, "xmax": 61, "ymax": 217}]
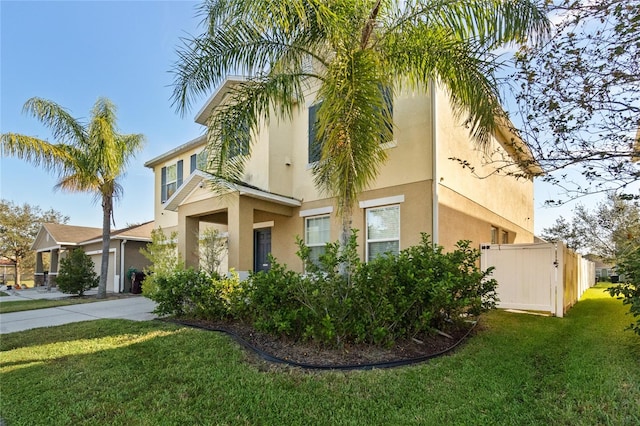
[{"xmin": 166, "ymin": 318, "xmax": 477, "ymax": 369}]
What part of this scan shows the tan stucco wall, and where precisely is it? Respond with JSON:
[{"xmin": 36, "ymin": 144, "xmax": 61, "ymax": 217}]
[
  {"xmin": 437, "ymin": 186, "xmax": 534, "ymax": 252},
  {"xmin": 147, "ymin": 80, "xmax": 535, "ymax": 271},
  {"xmin": 434, "ymin": 88, "xmax": 534, "ymax": 238},
  {"xmin": 149, "ymin": 139, "xmax": 207, "ymax": 230}
]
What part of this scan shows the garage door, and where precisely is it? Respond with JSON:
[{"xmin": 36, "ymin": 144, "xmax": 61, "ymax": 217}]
[{"xmin": 90, "ymin": 252, "xmax": 115, "ymax": 293}]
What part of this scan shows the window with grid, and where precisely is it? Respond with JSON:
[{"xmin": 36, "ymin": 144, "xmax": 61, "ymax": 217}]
[
  {"xmin": 490, "ymin": 226, "xmax": 498, "ymax": 244},
  {"xmin": 366, "ymin": 205, "xmax": 400, "ymax": 261},
  {"xmin": 305, "ymin": 215, "xmax": 330, "ymax": 265},
  {"xmin": 502, "ymin": 230, "xmax": 509, "ymax": 244},
  {"xmin": 161, "ymin": 160, "xmax": 183, "ymax": 203}
]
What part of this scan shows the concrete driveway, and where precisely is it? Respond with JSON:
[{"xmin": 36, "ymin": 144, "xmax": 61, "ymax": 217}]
[{"xmin": 0, "ymin": 291, "xmax": 158, "ymax": 334}]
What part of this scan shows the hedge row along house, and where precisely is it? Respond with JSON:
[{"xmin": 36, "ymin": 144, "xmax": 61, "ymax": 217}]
[
  {"xmin": 31, "ymin": 222, "xmax": 153, "ymax": 292},
  {"xmin": 144, "ymin": 77, "xmax": 539, "ymax": 276}
]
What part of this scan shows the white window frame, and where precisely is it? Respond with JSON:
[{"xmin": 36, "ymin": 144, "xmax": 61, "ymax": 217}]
[
  {"xmin": 196, "ymin": 149, "xmax": 208, "ymax": 171},
  {"xmin": 305, "ymin": 215, "xmax": 331, "ymax": 265},
  {"xmin": 165, "ymin": 163, "xmax": 178, "ymax": 200},
  {"xmin": 366, "ymin": 204, "xmax": 400, "ymax": 261}
]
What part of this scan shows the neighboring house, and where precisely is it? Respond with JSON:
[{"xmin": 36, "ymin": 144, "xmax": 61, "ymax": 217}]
[
  {"xmin": 1, "ymin": 257, "xmax": 15, "ymax": 285},
  {"xmin": 31, "ymin": 221, "xmax": 154, "ymax": 292},
  {"xmin": 145, "ymin": 77, "xmax": 537, "ymax": 276},
  {"xmin": 593, "ymin": 260, "xmax": 616, "ymax": 282}
]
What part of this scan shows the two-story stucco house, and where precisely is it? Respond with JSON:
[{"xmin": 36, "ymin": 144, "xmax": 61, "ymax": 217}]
[{"xmin": 144, "ymin": 77, "xmax": 537, "ymax": 276}]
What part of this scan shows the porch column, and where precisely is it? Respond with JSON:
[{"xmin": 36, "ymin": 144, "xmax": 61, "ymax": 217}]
[
  {"xmin": 35, "ymin": 252, "xmax": 44, "ymax": 273},
  {"xmin": 50, "ymin": 249, "xmax": 59, "ymax": 273},
  {"xmin": 179, "ymin": 215, "xmax": 200, "ymax": 269},
  {"xmin": 227, "ymin": 195, "xmax": 254, "ymax": 272},
  {"xmin": 34, "ymin": 252, "xmax": 44, "ymax": 286}
]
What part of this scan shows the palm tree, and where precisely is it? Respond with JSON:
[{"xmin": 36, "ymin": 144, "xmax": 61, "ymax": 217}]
[
  {"xmin": 171, "ymin": 0, "xmax": 549, "ymax": 246},
  {"xmin": 1, "ymin": 97, "xmax": 145, "ymax": 298}
]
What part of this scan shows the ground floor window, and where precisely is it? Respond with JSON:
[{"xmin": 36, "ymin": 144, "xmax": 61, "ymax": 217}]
[
  {"xmin": 305, "ymin": 215, "xmax": 330, "ymax": 265},
  {"xmin": 491, "ymin": 226, "xmax": 498, "ymax": 244},
  {"xmin": 366, "ymin": 205, "xmax": 400, "ymax": 261}
]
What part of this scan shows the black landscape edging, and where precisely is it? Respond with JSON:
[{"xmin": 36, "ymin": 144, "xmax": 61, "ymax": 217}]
[{"xmin": 167, "ymin": 319, "xmax": 477, "ymax": 371}]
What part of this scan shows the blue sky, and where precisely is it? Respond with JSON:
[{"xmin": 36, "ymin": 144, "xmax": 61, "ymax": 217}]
[
  {"xmin": 1, "ymin": 0, "xmax": 204, "ymax": 229},
  {"xmin": 1, "ymin": 0, "xmax": 568, "ymax": 234}
]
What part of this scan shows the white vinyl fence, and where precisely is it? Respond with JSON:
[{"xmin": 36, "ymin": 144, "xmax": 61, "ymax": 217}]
[{"xmin": 480, "ymin": 242, "xmax": 595, "ymax": 317}]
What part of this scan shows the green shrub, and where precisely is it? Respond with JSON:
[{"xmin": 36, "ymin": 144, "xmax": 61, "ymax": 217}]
[
  {"xmin": 243, "ymin": 258, "xmax": 310, "ymax": 336},
  {"xmin": 608, "ymin": 248, "xmax": 640, "ymax": 336},
  {"xmin": 294, "ymin": 231, "xmax": 361, "ymax": 344},
  {"xmin": 56, "ymin": 248, "xmax": 99, "ymax": 296},
  {"xmin": 144, "ymin": 230, "xmax": 498, "ymax": 347},
  {"xmin": 139, "ymin": 228, "xmax": 183, "ymax": 298},
  {"xmin": 149, "ymin": 267, "xmax": 242, "ymax": 319},
  {"xmin": 350, "ymin": 235, "xmax": 497, "ymax": 346},
  {"xmin": 245, "ymin": 232, "xmax": 497, "ymax": 347}
]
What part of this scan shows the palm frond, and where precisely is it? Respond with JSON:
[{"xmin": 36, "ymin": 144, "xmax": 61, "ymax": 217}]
[
  {"xmin": 0, "ymin": 133, "xmax": 75, "ymax": 171},
  {"xmin": 403, "ymin": 0, "xmax": 550, "ymax": 49},
  {"xmin": 171, "ymin": 0, "xmax": 335, "ymax": 114},
  {"xmin": 22, "ymin": 97, "xmax": 87, "ymax": 144},
  {"xmin": 174, "ymin": 0, "xmax": 549, "ymax": 221},
  {"xmin": 204, "ymin": 73, "xmax": 305, "ymax": 191},
  {"xmin": 313, "ymin": 49, "xmax": 390, "ymax": 215}
]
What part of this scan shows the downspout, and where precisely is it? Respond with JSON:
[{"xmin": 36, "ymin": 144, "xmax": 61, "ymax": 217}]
[
  {"xmin": 431, "ymin": 80, "xmax": 439, "ymax": 245},
  {"xmin": 120, "ymin": 239, "xmax": 127, "ymax": 293}
]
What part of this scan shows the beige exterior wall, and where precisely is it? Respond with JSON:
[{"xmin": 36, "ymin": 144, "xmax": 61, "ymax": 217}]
[
  {"xmin": 148, "ymin": 139, "xmax": 208, "ymax": 230},
  {"xmin": 145, "ymin": 80, "xmax": 535, "ymax": 273},
  {"xmin": 433, "ymin": 88, "xmax": 534, "ymax": 249}
]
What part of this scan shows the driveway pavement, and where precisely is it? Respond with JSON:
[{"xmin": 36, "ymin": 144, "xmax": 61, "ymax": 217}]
[{"xmin": 0, "ymin": 288, "xmax": 157, "ymax": 334}]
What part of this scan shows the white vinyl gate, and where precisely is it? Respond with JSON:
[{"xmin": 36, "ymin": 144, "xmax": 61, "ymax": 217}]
[{"xmin": 480, "ymin": 242, "xmax": 595, "ymax": 317}]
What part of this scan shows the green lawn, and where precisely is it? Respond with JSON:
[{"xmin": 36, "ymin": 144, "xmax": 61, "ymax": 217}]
[
  {"xmin": 0, "ymin": 294, "xmax": 136, "ymax": 314},
  {"xmin": 0, "ymin": 298, "xmax": 102, "ymax": 314},
  {"xmin": 1, "ymin": 285, "xmax": 639, "ymax": 425}
]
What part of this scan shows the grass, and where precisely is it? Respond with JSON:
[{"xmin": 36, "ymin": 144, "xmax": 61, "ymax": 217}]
[
  {"xmin": 0, "ymin": 294, "xmax": 133, "ymax": 313},
  {"xmin": 0, "ymin": 297, "xmax": 103, "ymax": 314},
  {"xmin": 1, "ymin": 284, "xmax": 639, "ymax": 425}
]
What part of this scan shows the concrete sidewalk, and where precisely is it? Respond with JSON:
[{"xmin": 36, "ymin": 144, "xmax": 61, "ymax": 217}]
[
  {"xmin": 0, "ymin": 294, "xmax": 158, "ymax": 334},
  {"xmin": 0, "ymin": 286, "xmax": 100, "ymax": 302}
]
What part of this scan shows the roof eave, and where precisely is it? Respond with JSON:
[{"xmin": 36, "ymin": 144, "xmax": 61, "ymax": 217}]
[
  {"xmin": 193, "ymin": 76, "xmax": 247, "ymax": 125},
  {"xmin": 144, "ymin": 135, "xmax": 207, "ymax": 169}
]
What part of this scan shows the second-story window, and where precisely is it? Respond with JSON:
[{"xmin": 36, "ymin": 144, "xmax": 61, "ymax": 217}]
[
  {"xmin": 308, "ymin": 102, "xmax": 322, "ymax": 164},
  {"xmin": 190, "ymin": 153, "xmax": 197, "ymax": 173},
  {"xmin": 190, "ymin": 149, "xmax": 211, "ymax": 175},
  {"xmin": 308, "ymin": 87, "xmax": 393, "ymax": 165},
  {"xmin": 197, "ymin": 149, "xmax": 209, "ymax": 171},
  {"xmin": 381, "ymin": 86, "xmax": 394, "ymax": 142},
  {"xmin": 161, "ymin": 160, "xmax": 183, "ymax": 203},
  {"xmin": 223, "ymin": 121, "xmax": 250, "ymax": 158}
]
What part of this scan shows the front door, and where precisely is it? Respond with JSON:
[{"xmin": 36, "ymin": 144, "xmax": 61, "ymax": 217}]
[{"xmin": 254, "ymin": 228, "xmax": 272, "ymax": 272}]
